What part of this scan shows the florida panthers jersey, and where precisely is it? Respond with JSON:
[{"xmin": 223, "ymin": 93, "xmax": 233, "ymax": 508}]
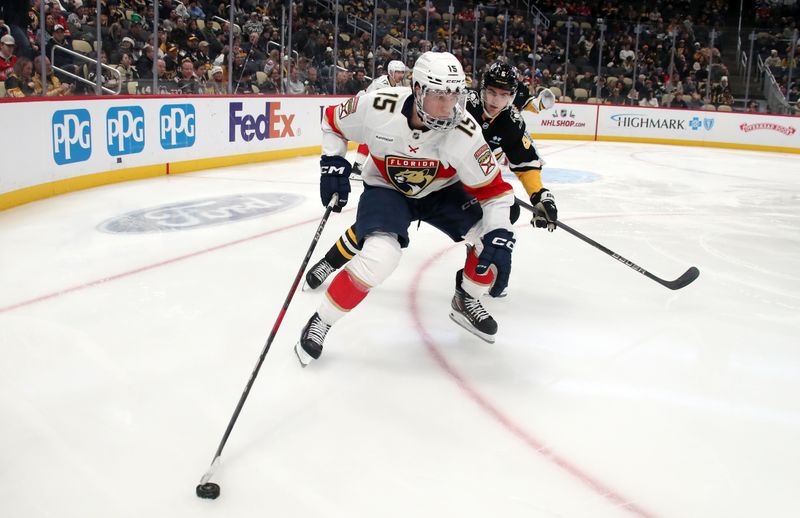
[
  {"xmin": 365, "ymin": 74, "xmax": 393, "ymax": 93},
  {"xmin": 322, "ymin": 87, "xmax": 514, "ymax": 232}
]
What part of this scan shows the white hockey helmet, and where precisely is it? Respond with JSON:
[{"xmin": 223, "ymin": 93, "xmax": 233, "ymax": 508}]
[
  {"xmin": 387, "ymin": 60, "xmax": 406, "ymax": 74},
  {"xmin": 411, "ymin": 51, "xmax": 467, "ymax": 131}
]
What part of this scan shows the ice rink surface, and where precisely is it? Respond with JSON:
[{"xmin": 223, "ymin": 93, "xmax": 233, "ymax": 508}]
[{"xmin": 1, "ymin": 140, "xmax": 799, "ymax": 518}]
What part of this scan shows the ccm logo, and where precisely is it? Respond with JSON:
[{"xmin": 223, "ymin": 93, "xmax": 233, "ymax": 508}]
[
  {"xmin": 491, "ymin": 237, "xmax": 515, "ymax": 250},
  {"xmin": 321, "ymin": 165, "xmax": 347, "ymax": 175}
]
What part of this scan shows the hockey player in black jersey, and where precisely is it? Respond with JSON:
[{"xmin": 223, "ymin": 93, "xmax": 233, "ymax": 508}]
[{"xmin": 305, "ymin": 61, "xmax": 558, "ymax": 295}]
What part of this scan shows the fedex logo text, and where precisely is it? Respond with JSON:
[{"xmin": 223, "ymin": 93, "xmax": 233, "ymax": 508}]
[
  {"xmin": 160, "ymin": 104, "xmax": 196, "ymax": 149},
  {"xmin": 52, "ymin": 109, "xmax": 92, "ymax": 165},
  {"xmin": 107, "ymin": 106, "xmax": 145, "ymax": 156},
  {"xmin": 229, "ymin": 102, "xmax": 296, "ymax": 142}
]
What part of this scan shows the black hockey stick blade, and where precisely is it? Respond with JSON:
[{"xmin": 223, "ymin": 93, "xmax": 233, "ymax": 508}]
[{"xmin": 656, "ymin": 266, "xmax": 700, "ymax": 290}]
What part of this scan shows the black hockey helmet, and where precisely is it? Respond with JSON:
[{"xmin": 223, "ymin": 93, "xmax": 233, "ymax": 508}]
[{"xmin": 481, "ymin": 62, "xmax": 519, "ymax": 93}]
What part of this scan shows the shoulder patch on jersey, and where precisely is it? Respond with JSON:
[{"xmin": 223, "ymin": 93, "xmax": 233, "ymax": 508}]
[
  {"xmin": 521, "ymin": 134, "xmax": 532, "ymax": 149},
  {"xmin": 467, "ymin": 90, "xmax": 481, "ymax": 107},
  {"xmin": 385, "ymin": 156, "xmax": 440, "ymax": 196},
  {"xmin": 473, "ymin": 143, "xmax": 496, "ymax": 176},
  {"xmin": 510, "ymin": 108, "xmax": 523, "ymax": 124},
  {"xmin": 339, "ymin": 96, "xmax": 359, "ymax": 119}
]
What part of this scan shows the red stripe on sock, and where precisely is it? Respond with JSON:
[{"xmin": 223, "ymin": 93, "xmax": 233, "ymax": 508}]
[
  {"xmin": 327, "ymin": 270, "xmax": 369, "ymax": 311},
  {"xmin": 464, "ymin": 248, "xmax": 495, "ymax": 286}
]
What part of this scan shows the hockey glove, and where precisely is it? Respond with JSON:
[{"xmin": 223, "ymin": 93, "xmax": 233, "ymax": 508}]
[
  {"xmin": 524, "ymin": 88, "xmax": 556, "ymax": 113},
  {"xmin": 476, "ymin": 229, "xmax": 516, "ymax": 298},
  {"xmin": 320, "ymin": 155, "xmax": 351, "ymax": 212},
  {"xmin": 530, "ymin": 188, "xmax": 557, "ymax": 231}
]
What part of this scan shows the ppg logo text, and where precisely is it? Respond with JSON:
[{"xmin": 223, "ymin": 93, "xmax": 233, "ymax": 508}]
[
  {"xmin": 160, "ymin": 104, "xmax": 196, "ymax": 149},
  {"xmin": 107, "ymin": 106, "xmax": 145, "ymax": 156},
  {"xmin": 52, "ymin": 109, "xmax": 92, "ymax": 165}
]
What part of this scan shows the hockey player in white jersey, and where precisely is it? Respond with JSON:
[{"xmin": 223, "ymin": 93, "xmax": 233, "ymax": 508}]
[
  {"xmin": 351, "ymin": 60, "xmax": 407, "ymax": 178},
  {"xmin": 305, "ymin": 63, "xmax": 558, "ymax": 295},
  {"xmin": 295, "ymin": 51, "xmax": 516, "ymax": 366}
]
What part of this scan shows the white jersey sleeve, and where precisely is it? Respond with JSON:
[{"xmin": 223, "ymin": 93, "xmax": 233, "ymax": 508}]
[
  {"xmin": 443, "ymin": 113, "xmax": 515, "ymax": 233},
  {"xmin": 321, "ymin": 95, "xmax": 373, "ymax": 157}
]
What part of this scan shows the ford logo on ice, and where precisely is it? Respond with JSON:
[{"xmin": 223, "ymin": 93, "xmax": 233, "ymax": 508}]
[{"xmin": 98, "ymin": 193, "xmax": 303, "ymax": 233}]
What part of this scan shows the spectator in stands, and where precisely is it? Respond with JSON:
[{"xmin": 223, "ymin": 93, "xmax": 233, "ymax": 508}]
[
  {"xmin": 241, "ymin": 32, "xmax": 266, "ymax": 63},
  {"xmin": 193, "ymin": 40, "xmax": 212, "ymax": 68},
  {"xmin": 747, "ymin": 100, "xmax": 761, "ymax": 113},
  {"xmin": 137, "ymin": 44, "xmax": 155, "ymax": 78},
  {"xmin": 304, "ymin": 66, "xmax": 326, "ymax": 94},
  {"xmin": 577, "ymin": 70, "xmax": 594, "ymax": 92},
  {"xmin": 67, "ymin": 5, "xmax": 90, "ymax": 40},
  {"xmin": 687, "ymin": 92, "xmax": 704, "ymax": 109},
  {"xmin": 619, "ymin": 42, "xmax": 635, "ymax": 63},
  {"xmin": 261, "ymin": 67, "xmax": 280, "ymax": 94},
  {"xmin": 115, "ymin": 52, "xmax": 139, "ymax": 83},
  {"xmin": 764, "ymin": 49, "xmax": 781, "ymax": 69},
  {"xmin": 49, "ymin": 3, "xmax": 69, "ymax": 36},
  {"xmin": 594, "ymin": 75, "xmax": 610, "ymax": 99},
  {"xmin": 87, "ymin": 51, "xmax": 122, "ymax": 93},
  {"xmin": 46, "ymin": 24, "xmax": 80, "ymax": 79},
  {"xmin": 3, "ymin": 56, "xmax": 34, "ymax": 97},
  {"xmin": 32, "ymin": 55, "xmax": 72, "ymax": 96},
  {"xmin": 538, "ymin": 68, "xmax": 554, "ymax": 88},
  {"xmin": 111, "ymin": 37, "xmax": 136, "ymax": 66},
  {"xmin": 343, "ymin": 68, "xmax": 368, "ymax": 94},
  {"xmin": 711, "ymin": 76, "xmax": 733, "ymax": 106},
  {"xmin": 639, "ymin": 89, "xmax": 659, "ymax": 107},
  {"xmin": 173, "ymin": 59, "xmax": 202, "ymax": 94},
  {"xmin": 206, "ymin": 65, "xmax": 226, "ymax": 94},
  {"xmin": 786, "ymin": 84, "xmax": 798, "ymax": 104},
  {"xmin": 0, "ymin": 34, "xmax": 17, "ymax": 81},
  {"xmin": 625, "ymin": 86, "xmax": 639, "ymax": 105},
  {"xmin": 607, "ymin": 82, "xmax": 625, "ymax": 104},
  {"xmin": 283, "ymin": 66, "xmax": 305, "ymax": 95},
  {"xmin": 243, "ymin": 12, "xmax": 264, "ymax": 36},
  {"xmin": 127, "ymin": 21, "xmax": 151, "ymax": 50},
  {"xmin": 164, "ymin": 45, "xmax": 180, "ymax": 79},
  {"xmin": 669, "ymin": 95, "xmax": 689, "ymax": 109}
]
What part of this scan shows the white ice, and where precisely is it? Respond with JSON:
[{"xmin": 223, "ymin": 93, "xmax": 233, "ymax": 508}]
[{"xmin": 1, "ymin": 141, "xmax": 799, "ymax": 518}]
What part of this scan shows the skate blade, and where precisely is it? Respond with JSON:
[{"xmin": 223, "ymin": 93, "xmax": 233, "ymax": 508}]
[
  {"xmin": 294, "ymin": 342, "xmax": 312, "ymax": 368},
  {"xmin": 449, "ymin": 312, "xmax": 496, "ymax": 344},
  {"xmin": 349, "ymin": 173, "xmax": 363, "ymax": 182}
]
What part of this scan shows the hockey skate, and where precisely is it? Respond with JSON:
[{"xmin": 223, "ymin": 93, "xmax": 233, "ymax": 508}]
[
  {"xmin": 349, "ymin": 161, "xmax": 363, "ymax": 181},
  {"xmin": 304, "ymin": 258, "xmax": 337, "ymax": 290},
  {"xmin": 294, "ymin": 313, "xmax": 331, "ymax": 367},
  {"xmin": 449, "ymin": 270, "xmax": 498, "ymax": 343}
]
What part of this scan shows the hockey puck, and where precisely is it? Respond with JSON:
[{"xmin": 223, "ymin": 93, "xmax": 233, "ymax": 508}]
[{"xmin": 196, "ymin": 482, "xmax": 220, "ymax": 499}]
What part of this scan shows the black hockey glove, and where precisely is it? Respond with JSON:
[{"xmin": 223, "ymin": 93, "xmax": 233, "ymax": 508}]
[
  {"xmin": 530, "ymin": 188, "xmax": 557, "ymax": 232},
  {"xmin": 320, "ymin": 155, "xmax": 351, "ymax": 212},
  {"xmin": 476, "ymin": 229, "xmax": 515, "ymax": 298}
]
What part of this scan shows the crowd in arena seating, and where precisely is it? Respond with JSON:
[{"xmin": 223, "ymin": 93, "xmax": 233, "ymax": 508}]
[{"xmin": 0, "ymin": 0, "xmax": 797, "ymax": 114}]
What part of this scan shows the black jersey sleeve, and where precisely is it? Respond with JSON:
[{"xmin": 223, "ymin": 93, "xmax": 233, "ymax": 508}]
[{"xmin": 501, "ymin": 108, "xmax": 546, "ymax": 196}]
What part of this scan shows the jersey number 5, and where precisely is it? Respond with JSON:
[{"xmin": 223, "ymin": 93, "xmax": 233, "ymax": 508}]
[
  {"xmin": 373, "ymin": 92, "xmax": 399, "ymax": 112},
  {"xmin": 456, "ymin": 117, "xmax": 477, "ymax": 137}
]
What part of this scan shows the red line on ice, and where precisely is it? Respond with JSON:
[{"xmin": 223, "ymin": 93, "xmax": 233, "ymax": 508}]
[
  {"xmin": 408, "ymin": 245, "xmax": 657, "ymax": 518},
  {"xmin": 0, "ymin": 211, "xmax": 340, "ymax": 314}
]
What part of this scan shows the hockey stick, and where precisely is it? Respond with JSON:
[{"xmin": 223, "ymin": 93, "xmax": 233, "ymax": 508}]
[
  {"xmin": 195, "ymin": 194, "xmax": 339, "ymax": 500},
  {"xmin": 516, "ymin": 197, "xmax": 699, "ymax": 290}
]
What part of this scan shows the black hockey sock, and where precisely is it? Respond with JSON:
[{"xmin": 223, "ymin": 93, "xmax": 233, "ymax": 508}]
[{"xmin": 324, "ymin": 225, "xmax": 362, "ymax": 268}]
